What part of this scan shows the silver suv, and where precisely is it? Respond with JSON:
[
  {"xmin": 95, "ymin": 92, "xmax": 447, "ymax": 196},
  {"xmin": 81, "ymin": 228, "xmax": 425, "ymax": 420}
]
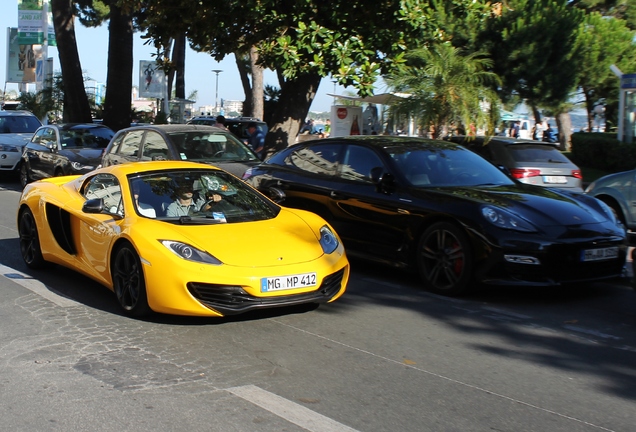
[{"xmin": 0, "ymin": 110, "xmax": 42, "ymax": 173}]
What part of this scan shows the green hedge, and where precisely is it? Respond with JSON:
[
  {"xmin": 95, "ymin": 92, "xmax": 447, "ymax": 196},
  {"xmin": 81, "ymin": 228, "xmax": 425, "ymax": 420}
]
[{"xmin": 570, "ymin": 132, "xmax": 636, "ymax": 172}]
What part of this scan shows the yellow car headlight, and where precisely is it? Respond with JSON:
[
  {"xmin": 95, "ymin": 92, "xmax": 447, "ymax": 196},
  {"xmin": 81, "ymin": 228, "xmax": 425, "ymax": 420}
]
[
  {"xmin": 319, "ymin": 225, "xmax": 339, "ymax": 254},
  {"xmin": 160, "ymin": 240, "xmax": 222, "ymax": 265}
]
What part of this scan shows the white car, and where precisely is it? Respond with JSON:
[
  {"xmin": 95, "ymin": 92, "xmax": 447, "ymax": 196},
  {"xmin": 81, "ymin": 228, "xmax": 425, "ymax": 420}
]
[{"xmin": 0, "ymin": 110, "xmax": 42, "ymax": 172}]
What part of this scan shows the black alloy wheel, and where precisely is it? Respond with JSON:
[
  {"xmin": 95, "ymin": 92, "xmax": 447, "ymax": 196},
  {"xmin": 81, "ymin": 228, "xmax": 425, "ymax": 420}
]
[
  {"xmin": 18, "ymin": 208, "xmax": 47, "ymax": 269},
  {"xmin": 19, "ymin": 163, "xmax": 32, "ymax": 189},
  {"xmin": 112, "ymin": 243, "xmax": 150, "ymax": 316},
  {"xmin": 417, "ymin": 221, "xmax": 473, "ymax": 296}
]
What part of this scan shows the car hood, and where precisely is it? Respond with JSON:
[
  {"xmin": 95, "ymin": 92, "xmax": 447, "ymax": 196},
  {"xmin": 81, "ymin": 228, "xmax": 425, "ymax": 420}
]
[
  {"xmin": 203, "ymin": 160, "xmax": 259, "ymax": 178},
  {"xmin": 0, "ymin": 133, "xmax": 33, "ymax": 147},
  {"xmin": 162, "ymin": 209, "xmax": 323, "ymax": 266},
  {"xmin": 421, "ymin": 184, "xmax": 611, "ymax": 227},
  {"xmin": 61, "ymin": 148, "xmax": 104, "ymax": 164}
]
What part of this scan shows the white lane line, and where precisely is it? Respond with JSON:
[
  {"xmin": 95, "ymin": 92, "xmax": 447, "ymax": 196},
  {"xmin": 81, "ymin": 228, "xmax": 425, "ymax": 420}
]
[
  {"xmin": 227, "ymin": 384, "xmax": 359, "ymax": 432},
  {"xmin": 0, "ymin": 263, "xmax": 79, "ymax": 308}
]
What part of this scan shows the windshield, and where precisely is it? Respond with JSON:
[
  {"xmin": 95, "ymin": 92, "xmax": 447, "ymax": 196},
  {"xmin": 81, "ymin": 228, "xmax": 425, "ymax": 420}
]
[
  {"xmin": 60, "ymin": 127, "xmax": 114, "ymax": 148},
  {"xmin": 128, "ymin": 169, "xmax": 279, "ymax": 223},
  {"xmin": 389, "ymin": 145, "xmax": 515, "ymax": 187},
  {"xmin": 0, "ymin": 115, "xmax": 41, "ymax": 133},
  {"xmin": 506, "ymin": 144, "xmax": 572, "ymax": 164},
  {"xmin": 168, "ymin": 131, "xmax": 258, "ymax": 162}
]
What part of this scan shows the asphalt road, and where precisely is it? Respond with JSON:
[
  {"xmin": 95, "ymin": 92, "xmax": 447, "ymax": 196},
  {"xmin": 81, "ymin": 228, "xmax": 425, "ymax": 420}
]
[{"xmin": 1, "ymin": 173, "xmax": 635, "ymax": 432}]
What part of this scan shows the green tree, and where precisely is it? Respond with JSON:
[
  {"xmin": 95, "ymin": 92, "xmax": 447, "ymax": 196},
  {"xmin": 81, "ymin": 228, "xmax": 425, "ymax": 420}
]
[
  {"xmin": 480, "ymin": 0, "xmax": 585, "ymax": 148},
  {"xmin": 574, "ymin": 12, "xmax": 636, "ymax": 131},
  {"xmin": 386, "ymin": 43, "xmax": 501, "ymax": 138},
  {"xmin": 137, "ymin": 0, "xmax": 486, "ymax": 152}
]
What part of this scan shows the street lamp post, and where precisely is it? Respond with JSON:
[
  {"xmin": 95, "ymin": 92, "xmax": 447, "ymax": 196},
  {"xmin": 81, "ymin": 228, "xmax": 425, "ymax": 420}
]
[{"xmin": 211, "ymin": 69, "xmax": 223, "ymax": 114}]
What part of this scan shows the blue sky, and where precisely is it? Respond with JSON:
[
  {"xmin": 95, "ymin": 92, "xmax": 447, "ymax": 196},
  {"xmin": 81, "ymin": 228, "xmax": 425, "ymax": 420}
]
[{"xmin": 1, "ymin": 9, "xmax": 358, "ymax": 113}]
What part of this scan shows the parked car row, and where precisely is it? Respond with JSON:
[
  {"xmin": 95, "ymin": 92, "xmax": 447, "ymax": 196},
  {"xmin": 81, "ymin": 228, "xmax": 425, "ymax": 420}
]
[{"xmin": 9, "ymin": 119, "xmax": 632, "ymax": 318}]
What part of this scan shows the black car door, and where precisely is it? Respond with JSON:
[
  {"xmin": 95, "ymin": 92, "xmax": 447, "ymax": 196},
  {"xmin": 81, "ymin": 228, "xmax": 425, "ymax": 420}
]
[
  {"xmin": 330, "ymin": 144, "xmax": 408, "ymax": 260},
  {"xmin": 264, "ymin": 142, "xmax": 343, "ymax": 219},
  {"xmin": 31, "ymin": 127, "xmax": 59, "ymax": 179}
]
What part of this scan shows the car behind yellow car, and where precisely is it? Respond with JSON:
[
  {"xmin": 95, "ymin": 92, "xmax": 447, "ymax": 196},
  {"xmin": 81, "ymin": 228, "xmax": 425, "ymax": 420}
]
[{"xmin": 17, "ymin": 161, "xmax": 349, "ymax": 317}]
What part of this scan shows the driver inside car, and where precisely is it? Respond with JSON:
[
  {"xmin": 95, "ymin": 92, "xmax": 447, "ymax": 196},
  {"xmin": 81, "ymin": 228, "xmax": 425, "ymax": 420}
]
[{"xmin": 165, "ymin": 181, "xmax": 222, "ymax": 217}]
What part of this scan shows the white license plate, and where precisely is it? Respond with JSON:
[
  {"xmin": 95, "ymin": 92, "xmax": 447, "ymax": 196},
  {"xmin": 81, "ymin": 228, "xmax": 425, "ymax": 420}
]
[
  {"xmin": 261, "ymin": 272, "xmax": 317, "ymax": 292},
  {"xmin": 581, "ymin": 247, "xmax": 619, "ymax": 262},
  {"xmin": 543, "ymin": 175, "xmax": 567, "ymax": 184}
]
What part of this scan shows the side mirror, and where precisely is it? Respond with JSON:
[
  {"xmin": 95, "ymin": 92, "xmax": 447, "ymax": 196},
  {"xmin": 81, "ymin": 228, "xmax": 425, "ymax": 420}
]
[
  {"xmin": 264, "ymin": 187, "xmax": 286, "ymax": 204},
  {"xmin": 46, "ymin": 142, "xmax": 57, "ymax": 151},
  {"xmin": 82, "ymin": 198, "xmax": 105, "ymax": 214}
]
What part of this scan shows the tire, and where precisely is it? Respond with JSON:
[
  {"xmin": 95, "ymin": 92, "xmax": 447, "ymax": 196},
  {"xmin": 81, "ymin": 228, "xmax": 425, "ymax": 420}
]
[
  {"xmin": 19, "ymin": 163, "xmax": 32, "ymax": 189},
  {"xmin": 18, "ymin": 208, "xmax": 47, "ymax": 269},
  {"xmin": 417, "ymin": 221, "xmax": 473, "ymax": 296},
  {"xmin": 111, "ymin": 243, "xmax": 151, "ymax": 317}
]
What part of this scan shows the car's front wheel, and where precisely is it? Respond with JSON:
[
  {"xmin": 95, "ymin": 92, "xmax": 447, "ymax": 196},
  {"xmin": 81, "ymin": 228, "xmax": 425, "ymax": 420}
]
[
  {"xmin": 111, "ymin": 243, "xmax": 151, "ymax": 317},
  {"xmin": 18, "ymin": 208, "xmax": 47, "ymax": 269},
  {"xmin": 417, "ymin": 221, "xmax": 474, "ymax": 296},
  {"xmin": 19, "ymin": 163, "xmax": 33, "ymax": 189}
]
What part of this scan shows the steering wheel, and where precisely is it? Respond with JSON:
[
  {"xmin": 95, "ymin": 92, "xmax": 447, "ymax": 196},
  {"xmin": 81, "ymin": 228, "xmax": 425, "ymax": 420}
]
[{"xmin": 453, "ymin": 172, "xmax": 473, "ymax": 184}]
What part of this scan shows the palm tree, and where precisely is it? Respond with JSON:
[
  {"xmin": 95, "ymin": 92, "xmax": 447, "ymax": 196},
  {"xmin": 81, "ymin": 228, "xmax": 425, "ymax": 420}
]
[{"xmin": 386, "ymin": 43, "xmax": 501, "ymax": 138}]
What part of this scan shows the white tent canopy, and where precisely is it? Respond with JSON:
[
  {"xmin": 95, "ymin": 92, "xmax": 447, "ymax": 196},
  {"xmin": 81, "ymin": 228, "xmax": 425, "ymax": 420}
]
[{"xmin": 326, "ymin": 92, "xmax": 410, "ymax": 105}]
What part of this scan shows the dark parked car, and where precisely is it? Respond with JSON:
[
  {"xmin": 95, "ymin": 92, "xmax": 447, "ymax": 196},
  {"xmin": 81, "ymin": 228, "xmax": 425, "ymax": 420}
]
[
  {"xmin": 20, "ymin": 123, "xmax": 115, "ymax": 188},
  {"xmin": 243, "ymin": 136, "xmax": 626, "ymax": 295},
  {"xmin": 0, "ymin": 110, "xmax": 41, "ymax": 174},
  {"xmin": 187, "ymin": 116, "xmax": 268, "ymax": 143},
  {"xmin": 446, "ymin": 136, "xmax": 583, "ymax": 191},
  {"xmin": 100, "ymin": 124, "xmax": 260, "ymax": 177}
]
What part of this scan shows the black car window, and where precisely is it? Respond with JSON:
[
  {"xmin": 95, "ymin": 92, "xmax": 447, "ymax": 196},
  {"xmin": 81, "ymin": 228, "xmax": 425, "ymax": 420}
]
[
  {"xmin": 30, "ymin": 128, "xmax": 46, "ymax": 145},
  {"xmin": 339, "ymin": 145, "xmax": 384, "ymax": 182},
  {"xmin": 286, "ymin": 143, "xmax": 340, "ymax": 176},
  {"xmin": 506, "ymin": 144, "xmax": 571, "ymax": 163},
  {"xmin": 40, "ymin": 128, "xmax": 57, "ymax": 149},
  {"xmin": 118, "ymin": 130, "xmax": 144, "ymax": 158},
  {"xmin": 141, "ymin": 131, "xmax": 169, "ymax": 161}
]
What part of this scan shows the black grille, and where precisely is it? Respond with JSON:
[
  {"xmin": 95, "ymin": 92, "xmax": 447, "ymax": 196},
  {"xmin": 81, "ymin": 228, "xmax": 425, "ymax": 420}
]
[{"xmin": 187, "ymin": 267, "xmax": 346, "ymax": 315}]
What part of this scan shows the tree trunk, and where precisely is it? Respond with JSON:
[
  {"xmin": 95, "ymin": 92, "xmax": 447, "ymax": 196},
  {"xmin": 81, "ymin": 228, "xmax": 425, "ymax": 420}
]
[
  {"xmin": 103, "ymin": 3, "xmax": 133, "ymax": 132},
  {"xmin": 264, "ymin": 72, "xmax": 321, "ymax": 157},
  {"xmin": 235, "ymin": 53, "xmax": 252, "ymax": 116},
  {"xmin": 555, "ymin": 111, "xmax": 573, "ymax": 151},
  {"xmin": 250, "ymin": 46, "xmax": 264, "ymax": 121},
  {"xmin": 174, "ymin": 34, "xmax": 186, "ymax": 99},
  {"xmin": 51, "ymin": 0, "xmax": 92, "ymax": 123}
]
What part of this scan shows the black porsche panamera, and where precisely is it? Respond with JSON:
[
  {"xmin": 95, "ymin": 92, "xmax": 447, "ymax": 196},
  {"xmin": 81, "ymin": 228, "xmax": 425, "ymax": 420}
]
[{"xmin": 243, "ymin": 136, "xmax": 627, "ymax": 296}]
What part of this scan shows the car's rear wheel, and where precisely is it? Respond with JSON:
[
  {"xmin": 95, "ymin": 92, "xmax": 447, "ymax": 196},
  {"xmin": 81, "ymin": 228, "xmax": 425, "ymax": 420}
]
[
  {"xmin": 111, "ymin": 243, "xmax": 150, "ymax": 317},
  {"xmin": 417, "ymin": 221, "xmax": 473, "ymax": 296},
  {"xmin": 19, "ymin": 163, "xmax": 32, "ymax": 189},
  {"xmin": 18, "ymin": 208, "xmax": 47, "ymax": 269}
]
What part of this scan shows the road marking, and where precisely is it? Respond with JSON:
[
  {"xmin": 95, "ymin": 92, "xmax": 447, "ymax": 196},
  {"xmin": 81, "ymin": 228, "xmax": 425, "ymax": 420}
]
[
  {"xmin": 0, "ymin": 263, "xmax": 79, "ymax": 308},
  {"xmin": 227, "ymin": 385, "xmax": 359, "ymax": 432}
]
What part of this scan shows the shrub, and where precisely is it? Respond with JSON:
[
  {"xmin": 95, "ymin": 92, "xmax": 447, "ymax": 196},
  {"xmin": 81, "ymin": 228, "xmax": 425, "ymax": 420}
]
[{"xmin": 570, "ymin": 132, "xmax": 636, "ymax": 172}]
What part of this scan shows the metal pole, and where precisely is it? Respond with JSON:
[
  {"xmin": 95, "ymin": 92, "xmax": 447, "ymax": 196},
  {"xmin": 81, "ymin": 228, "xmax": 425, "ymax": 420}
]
[{"xmin": 211, "ymin": 69, "xmax": 222, "ymax": 113}]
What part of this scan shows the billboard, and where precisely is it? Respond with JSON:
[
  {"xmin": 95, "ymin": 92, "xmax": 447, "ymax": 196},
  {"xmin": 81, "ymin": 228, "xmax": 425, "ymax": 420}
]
[
  {"xmin": 330, "ymin": 105, "xmax": 363, "ymax": 137},
  {"xmin": 139, "ymin": 60, "xmax": 166, "ymax": 99},
  {"xmin": 18, "ymin": 0, "xmax": 55, "ymax": 46},
  {"xmin": 6, "ymin": 27, "xmax": 39, "ymax": 83}
]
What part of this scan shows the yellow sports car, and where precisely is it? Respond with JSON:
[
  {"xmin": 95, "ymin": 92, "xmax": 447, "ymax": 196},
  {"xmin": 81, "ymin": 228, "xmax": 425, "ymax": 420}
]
[{"xmin": 17, "ymin": 161, "xmax": 349, "ymax": 317}]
